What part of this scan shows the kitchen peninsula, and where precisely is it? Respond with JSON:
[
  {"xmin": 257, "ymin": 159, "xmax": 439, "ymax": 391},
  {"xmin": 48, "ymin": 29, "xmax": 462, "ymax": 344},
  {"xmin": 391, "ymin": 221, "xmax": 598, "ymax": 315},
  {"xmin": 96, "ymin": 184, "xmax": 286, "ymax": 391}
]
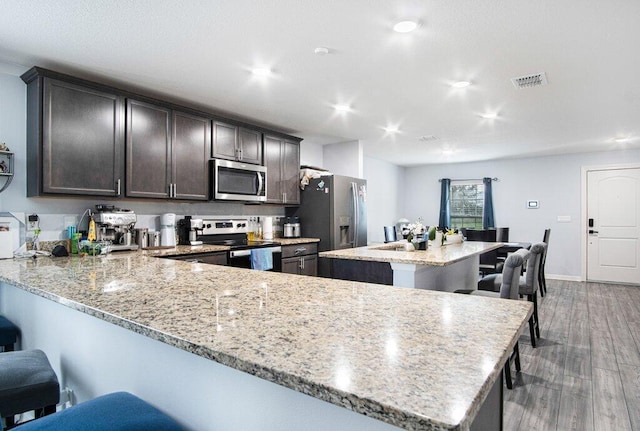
[
  {"xmin": 0, "ymin": 251, "xmax": 531, "ymax": 431},
  {"xmin": 321, "ymin": 241, "xmax": 503, "ymax": 291}
]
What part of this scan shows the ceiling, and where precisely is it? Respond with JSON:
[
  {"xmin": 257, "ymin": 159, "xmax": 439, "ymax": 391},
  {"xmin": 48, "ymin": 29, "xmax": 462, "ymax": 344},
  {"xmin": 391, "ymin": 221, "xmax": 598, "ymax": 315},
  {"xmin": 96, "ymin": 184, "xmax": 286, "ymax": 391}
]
[{"xmin": 1, "ymin": 0, "xmax": 639, "ymax": 167}]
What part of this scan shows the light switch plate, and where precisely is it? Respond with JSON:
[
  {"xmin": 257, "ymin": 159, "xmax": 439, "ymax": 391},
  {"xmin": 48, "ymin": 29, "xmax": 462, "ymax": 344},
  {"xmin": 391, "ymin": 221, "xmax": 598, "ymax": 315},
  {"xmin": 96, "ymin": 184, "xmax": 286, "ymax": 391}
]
[{"xmin": 557, "ymin": 215, "xmax": 571, "ymax": 223}]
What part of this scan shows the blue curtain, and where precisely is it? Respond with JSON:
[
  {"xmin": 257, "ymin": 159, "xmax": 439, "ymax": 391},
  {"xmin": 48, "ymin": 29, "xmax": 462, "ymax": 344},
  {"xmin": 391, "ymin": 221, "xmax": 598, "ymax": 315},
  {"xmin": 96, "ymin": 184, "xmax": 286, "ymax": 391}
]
[
  {"xmin": 483, "ymin": 177, "xmax": 495, "ymax": 229},
  {"xmin": 438, "ymin": 178, "xmax": 451, "ymax": 228}
]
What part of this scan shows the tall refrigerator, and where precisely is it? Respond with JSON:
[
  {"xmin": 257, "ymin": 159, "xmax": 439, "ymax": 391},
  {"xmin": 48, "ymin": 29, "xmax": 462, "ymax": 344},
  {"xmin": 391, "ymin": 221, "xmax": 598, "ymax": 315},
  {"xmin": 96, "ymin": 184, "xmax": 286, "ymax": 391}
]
[{"xmin": 287, "ymin": 175, "xmax": 367, "ymax": 277}]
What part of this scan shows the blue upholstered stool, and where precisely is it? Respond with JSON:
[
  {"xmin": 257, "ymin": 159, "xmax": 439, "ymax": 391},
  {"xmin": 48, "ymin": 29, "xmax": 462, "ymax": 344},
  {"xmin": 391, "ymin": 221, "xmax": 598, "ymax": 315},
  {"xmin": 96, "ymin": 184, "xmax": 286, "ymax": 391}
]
[
  {"xmin": 0, "ymin": 349, "xmax": 60, "ymax": 430},
  {"xmin": 16, "ymin": 392, "xmax": 186, "ymax": 431},
  {"xmin": 0, "ymin": 316, "xmax": 19, "ymax": 352}
]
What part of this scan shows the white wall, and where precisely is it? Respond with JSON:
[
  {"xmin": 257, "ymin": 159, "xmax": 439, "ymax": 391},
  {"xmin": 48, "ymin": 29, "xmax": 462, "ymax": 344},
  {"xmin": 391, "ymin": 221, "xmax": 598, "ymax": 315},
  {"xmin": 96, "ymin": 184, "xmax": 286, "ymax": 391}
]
[
  {"xmin": 363, "ymin": 157, "xmax": 405, "ymax": 244},
  {"xmin": 299, "ymin": 141, "xmax": 324, "ymax": 168},
  {"xmin": 402, "ymin": 149, "xmax": 640, "ymax": 278},
  {"xmin": 323, "ymin": 140, "xmax": 363, "ymax": 178}
]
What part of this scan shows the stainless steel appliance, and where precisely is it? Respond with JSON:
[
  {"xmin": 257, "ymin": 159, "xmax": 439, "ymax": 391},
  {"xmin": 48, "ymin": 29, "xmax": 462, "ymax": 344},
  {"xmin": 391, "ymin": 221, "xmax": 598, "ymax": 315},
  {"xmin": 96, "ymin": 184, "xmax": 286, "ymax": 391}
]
[
  {"xmin": 211, "ymin": 159, "xmax": 266, "ymax": 202},
  {"xmin": 283, "ymin": 217, "xmax": 301, "ymax": 238},
  {"xmin": 93, "ymin": 207, "xmax": 139, "ymax": 251},
  {"xmin": 287, "ymin": 175, "xmax": 367, "ymax": 276},
  {"xmin": 169, "ymin": 219, "xmax": 281, "ymax": 270}
]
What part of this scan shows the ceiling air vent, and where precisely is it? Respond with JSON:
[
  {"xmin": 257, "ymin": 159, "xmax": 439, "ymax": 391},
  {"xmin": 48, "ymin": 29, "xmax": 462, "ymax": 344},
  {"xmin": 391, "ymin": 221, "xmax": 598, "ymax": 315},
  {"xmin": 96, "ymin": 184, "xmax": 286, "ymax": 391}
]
[
  {"xmin": 419, "ymin": 135, "xmax": 439, "ymax": 142},
  {"xmin": 511, "ymin": 72, "xmax": 548, "ymax": 89}
]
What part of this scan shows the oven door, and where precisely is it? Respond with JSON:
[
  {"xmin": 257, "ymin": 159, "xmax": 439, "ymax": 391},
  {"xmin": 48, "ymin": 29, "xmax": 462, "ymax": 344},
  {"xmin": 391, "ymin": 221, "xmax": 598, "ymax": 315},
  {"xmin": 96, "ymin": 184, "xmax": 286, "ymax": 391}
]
[
  {"xmin": 213, "ymin": 159, "xmax": 267, "ymax": 202},
  {"xmin": 228, "ymin": 246, "xmax": 282, "ymax": 271}
]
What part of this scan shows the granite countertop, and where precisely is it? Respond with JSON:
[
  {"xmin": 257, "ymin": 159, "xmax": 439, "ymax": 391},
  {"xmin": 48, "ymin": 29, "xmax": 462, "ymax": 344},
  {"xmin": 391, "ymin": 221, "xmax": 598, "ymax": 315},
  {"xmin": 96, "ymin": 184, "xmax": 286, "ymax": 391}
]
[
  {"xmin": 138, "ymin": 237, "xmax": 320, "ymax": 257},
  {"xmin": 0, "ymin": 252, "xmax": 531, "ymax": 431},
  {"xmin": 319, "ymin": 241, "xmax": 503, "ymax": 267}
]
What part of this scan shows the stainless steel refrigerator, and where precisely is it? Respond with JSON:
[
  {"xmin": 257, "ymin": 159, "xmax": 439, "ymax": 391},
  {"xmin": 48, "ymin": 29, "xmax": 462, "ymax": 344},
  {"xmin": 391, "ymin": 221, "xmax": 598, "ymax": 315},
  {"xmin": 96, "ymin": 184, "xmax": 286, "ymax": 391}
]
[{"xmin": 287, "ymin": 175, "xmax": 367, "ymax": 276}]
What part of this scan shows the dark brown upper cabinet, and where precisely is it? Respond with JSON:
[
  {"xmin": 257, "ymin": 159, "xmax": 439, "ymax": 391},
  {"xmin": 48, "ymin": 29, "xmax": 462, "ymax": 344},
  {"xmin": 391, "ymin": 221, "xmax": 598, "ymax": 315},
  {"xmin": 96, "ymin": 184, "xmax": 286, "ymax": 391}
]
[
  {"xmin": 264, "ymin": 135, "xmax": 300, "ymax": 205},
  {"xmin": 171, "ymin": 111, "xmax": 211, "ymax": 200},
  {"xmin": 212, "ymin": 121, "xmax": 262, "ymax": 165},
  {"xmin": 23, "ymin": 75, "xmax": 125, "ymax": 196},
  {"xmin": 21, "ymin": 66, "xmax": 300, "ymax": 202},
  {"xmin": 126, "ymin": 99, "xmax": 210, "ymax": 200}
]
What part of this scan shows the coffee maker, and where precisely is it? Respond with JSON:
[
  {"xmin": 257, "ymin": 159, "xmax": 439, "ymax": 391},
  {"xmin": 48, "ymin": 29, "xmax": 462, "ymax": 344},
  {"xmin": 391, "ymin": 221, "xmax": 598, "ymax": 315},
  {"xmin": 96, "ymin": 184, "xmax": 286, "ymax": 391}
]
[
  {"xmin": 177, "ymin": 216, "xmax": 204, "ymax": 245},
  {"xmin": 93, "ymin": 206, "xmax": 139, "ymax": 251}
]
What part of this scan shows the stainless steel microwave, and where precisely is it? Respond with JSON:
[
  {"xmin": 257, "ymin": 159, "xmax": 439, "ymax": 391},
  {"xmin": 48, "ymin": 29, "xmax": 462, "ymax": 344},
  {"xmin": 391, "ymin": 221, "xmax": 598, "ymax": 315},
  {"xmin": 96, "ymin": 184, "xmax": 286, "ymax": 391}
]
[{"xmin": 212, "ymin": 159, "xmax": 267, "ymax": 202}]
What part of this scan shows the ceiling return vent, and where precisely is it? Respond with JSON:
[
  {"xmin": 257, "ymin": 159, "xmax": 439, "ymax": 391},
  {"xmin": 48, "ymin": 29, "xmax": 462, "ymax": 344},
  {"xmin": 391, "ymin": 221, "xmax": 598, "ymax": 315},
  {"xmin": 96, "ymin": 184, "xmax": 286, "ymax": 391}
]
[{"xmin": 511, "ymin": 72, "xmax": 548, "ymax": 89}]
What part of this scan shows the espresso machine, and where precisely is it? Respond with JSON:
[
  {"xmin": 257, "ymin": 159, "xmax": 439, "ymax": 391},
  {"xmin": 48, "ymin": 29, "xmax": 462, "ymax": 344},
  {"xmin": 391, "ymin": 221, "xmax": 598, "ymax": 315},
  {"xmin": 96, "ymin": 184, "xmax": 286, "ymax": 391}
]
[
  {"xmin": 177, "ymin": 216, "xmax": 204, "ymax": 245},
  {"xmin": 93, "ymin": 206, "xmax": 139, "ymax": 251}
]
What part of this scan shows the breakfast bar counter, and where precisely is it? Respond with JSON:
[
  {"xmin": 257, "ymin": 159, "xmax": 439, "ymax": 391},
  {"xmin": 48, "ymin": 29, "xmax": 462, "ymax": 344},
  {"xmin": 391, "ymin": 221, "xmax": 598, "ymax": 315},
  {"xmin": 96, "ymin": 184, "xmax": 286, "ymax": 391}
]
[
  {"xmin": 320, "ymin": 241, "xmax": 503, "ymax": 291},
  {"xmin": 0, "ymin": 252, "xmax": 531, "ymax": 431}
]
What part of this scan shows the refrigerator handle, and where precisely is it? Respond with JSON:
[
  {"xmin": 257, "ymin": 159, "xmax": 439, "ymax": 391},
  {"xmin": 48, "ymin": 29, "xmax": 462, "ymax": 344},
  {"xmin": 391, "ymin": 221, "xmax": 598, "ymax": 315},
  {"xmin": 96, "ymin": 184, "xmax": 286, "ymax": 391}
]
[{"xmin": 351, "ymin": 182, "xmax": 359, "ymax": 247}]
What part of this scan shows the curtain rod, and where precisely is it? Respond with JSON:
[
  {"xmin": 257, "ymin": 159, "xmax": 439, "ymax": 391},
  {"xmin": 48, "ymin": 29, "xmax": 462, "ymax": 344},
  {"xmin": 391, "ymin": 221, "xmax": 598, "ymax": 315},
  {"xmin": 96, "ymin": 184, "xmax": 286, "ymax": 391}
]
[{"xmin": 438, "ymin": 177, "xmax": 498, "ymax": 182}]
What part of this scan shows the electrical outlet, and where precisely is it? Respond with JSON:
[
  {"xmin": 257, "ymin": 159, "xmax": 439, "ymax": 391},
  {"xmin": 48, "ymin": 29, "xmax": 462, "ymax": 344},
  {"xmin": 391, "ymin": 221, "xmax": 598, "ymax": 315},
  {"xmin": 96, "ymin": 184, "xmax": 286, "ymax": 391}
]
[{"xmin": 27, "ymin": 214, "xmax": 39, "ymax": 232}]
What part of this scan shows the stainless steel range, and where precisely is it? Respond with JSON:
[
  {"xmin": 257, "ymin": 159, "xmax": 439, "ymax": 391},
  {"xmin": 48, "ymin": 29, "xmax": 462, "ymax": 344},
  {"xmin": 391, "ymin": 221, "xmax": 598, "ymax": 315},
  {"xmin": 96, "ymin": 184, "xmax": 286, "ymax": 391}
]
[{"xmin": 174, "ymin": 218, "xmax": 282, "ymax": 269}]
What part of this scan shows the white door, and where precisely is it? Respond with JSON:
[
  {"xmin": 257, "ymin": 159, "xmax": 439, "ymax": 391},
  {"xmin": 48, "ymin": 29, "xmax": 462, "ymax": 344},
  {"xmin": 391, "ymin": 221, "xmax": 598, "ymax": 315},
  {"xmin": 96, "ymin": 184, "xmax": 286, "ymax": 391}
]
[{"xmin": 587, "ymin": 168, "xmax": 640, "ymax": 284}]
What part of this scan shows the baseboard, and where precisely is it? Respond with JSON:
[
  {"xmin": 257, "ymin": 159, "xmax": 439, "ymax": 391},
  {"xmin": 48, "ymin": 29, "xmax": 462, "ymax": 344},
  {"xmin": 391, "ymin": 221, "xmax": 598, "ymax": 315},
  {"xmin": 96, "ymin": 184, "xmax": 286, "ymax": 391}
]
[{"xmin": 546, "ymin": 274, "xmax": 582, "ymax": 282}]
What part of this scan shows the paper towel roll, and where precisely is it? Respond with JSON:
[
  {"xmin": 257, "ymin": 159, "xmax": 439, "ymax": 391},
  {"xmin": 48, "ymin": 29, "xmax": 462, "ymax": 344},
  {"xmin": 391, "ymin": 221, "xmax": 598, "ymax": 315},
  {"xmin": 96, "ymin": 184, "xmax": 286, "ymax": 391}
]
[{"xmin": 262, "ymin": 217, "xmax": 273, "ymax": 240}]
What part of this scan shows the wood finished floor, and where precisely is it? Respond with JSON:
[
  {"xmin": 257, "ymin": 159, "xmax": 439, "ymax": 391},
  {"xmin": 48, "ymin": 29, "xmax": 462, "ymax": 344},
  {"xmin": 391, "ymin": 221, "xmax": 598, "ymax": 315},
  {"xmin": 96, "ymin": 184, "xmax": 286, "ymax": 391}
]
[{"xmin": 504, "ymin": 279, "xmax": 640, "ymax": 431}]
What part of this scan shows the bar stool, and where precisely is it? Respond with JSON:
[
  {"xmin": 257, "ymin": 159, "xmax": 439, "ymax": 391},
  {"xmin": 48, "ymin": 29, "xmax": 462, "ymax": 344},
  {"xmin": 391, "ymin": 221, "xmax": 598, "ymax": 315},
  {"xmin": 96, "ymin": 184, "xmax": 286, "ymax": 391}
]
[
  {"xmin": 0, "ymin": 349, "xmax": 60, "ymax": 429},
  {"xmin": 0, "ymin": 316, "xmax": 19, "ymax": 352},
  {"xmin": 16, "ymin": 392, "xmax": 186, "ymax": 431}
]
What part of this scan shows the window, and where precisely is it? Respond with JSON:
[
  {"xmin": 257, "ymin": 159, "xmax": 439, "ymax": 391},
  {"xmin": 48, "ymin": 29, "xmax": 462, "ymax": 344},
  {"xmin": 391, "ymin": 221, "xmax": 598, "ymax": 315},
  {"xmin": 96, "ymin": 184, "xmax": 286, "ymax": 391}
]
[{"xmin": 449, "ymin": 182, "xmax": 484, "ymax": 229}]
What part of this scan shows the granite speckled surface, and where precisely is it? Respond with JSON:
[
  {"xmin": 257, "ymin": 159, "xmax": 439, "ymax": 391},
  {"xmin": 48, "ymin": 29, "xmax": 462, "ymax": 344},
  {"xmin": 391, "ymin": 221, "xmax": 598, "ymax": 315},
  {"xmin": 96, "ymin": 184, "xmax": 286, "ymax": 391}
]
[
  {"xmin": 320, "ymin": 241, "xmax": 503, "ymax": 267},
  {"xmin": 0, "ymin": 252, "xmax": 531, "ymax": 431}
]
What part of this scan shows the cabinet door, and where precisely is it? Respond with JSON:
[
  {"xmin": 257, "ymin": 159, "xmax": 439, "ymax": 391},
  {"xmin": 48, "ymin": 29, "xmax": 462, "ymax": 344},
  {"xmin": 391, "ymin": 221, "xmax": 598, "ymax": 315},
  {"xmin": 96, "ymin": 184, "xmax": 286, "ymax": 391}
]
[
  {"xmin": 282, "ymin": 140, "xmax": 300, "ymax": 204},
  {"xmin": 172, "ymin": 111, "xmax": 211, "ymax": 200},
  {"xmin": 263, "ymin": 135, "xmax": 283, "ymax": 203},
  {"xmin": 300, "ymin": 255, "xmax": 318, "ymax": 276},
  {"xmin": 238, "ymin": 127, "xmax": 263, "ymax": 165},
  {"xmin": 42, "ymin": 78, "xmax": 124, "ymax": 196},
  {"xmin": 212, "ymin": 121, "xmax": 238, "ymax": 160},
  {"xmin": 126, "ymin": 100, "xmax": 171, "ymax": 198},
  {"xmin": 281, "ymin": 256, "xmax": 302, "ymax": 275}
]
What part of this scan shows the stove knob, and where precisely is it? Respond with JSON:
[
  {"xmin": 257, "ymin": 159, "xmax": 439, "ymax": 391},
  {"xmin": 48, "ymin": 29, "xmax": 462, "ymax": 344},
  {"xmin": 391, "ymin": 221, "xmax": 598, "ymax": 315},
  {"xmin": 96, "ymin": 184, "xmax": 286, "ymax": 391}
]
[
  {"xmin": 206, "ymin": 224, "xmax": 211, "ymax": 228},
  {"xmin": 240, "ymin": 223, "xmax": 246, "ymax": 228}
]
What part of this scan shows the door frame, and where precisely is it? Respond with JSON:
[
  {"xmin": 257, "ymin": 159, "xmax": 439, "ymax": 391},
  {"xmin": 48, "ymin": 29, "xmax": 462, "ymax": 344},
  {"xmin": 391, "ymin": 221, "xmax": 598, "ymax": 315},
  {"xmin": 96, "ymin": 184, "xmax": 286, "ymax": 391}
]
[{"xmin": 581, "ymin": 162, "xmax": 640, "ymax": 281}]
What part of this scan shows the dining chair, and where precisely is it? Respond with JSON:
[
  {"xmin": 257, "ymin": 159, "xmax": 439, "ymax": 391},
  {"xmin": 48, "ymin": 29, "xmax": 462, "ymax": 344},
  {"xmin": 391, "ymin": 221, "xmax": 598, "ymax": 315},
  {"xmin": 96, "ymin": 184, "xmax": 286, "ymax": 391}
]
[
  {"xmin": 496, "ymin": 227, "xmax": 510, "ymax": 242},
  {"xmin": 455, "ymin": 250, "xmax": 527, "ymax": 389},
  {"xmin": 539, "ymin": 229, "xmax": 551, "ymax": 296},
  {"xmin": 477, "ymin": 244, "xmax": 544, "ymax": 347},
  {"xmin": 383, "ymin": 226, "xmax": 397, "ymax": 243}
]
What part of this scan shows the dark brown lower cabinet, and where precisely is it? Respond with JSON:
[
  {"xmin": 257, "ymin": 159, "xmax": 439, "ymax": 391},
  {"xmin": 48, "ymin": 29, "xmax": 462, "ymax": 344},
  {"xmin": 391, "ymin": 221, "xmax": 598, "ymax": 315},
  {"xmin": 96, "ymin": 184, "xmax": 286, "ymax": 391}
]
[{"xmin": 280, "ymin": 243, "xmax": 318, "ymax": 276}]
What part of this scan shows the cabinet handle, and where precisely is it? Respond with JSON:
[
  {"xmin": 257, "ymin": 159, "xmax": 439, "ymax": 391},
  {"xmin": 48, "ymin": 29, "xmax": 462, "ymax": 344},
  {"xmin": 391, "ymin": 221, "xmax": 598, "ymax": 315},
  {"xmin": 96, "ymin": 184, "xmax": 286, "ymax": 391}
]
[
  {"xmin": 299, "ymin": 257, "xmax": 304, "ymax": 270},
  {"xmin": 283, "ymin": 192, "xmax": 287, "ymax": 203},
  {"xmin": 173, "ymin": 183, "xmax": 177, "ymax": 198},
  {"xmin": 294, "ymin": 247, "xmax": 307, "ymax": 255},
  {"xmin": 116, "ymin": 179, "xmax": 121, "ymax": 196},
  {"xmin": 169, "ymin": 183, "xmax": 173, "ymax": 198}
]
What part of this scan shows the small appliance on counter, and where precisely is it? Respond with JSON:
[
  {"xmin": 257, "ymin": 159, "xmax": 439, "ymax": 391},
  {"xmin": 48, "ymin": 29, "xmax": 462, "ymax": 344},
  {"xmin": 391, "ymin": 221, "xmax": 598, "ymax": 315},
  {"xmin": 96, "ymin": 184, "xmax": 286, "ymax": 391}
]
[
  {"xmin": 93, "ymin": 205, "xmax": 138, "ymax": 252},
  {"xmin": 283, "ymin": 217, "xmax": 301, "ymax": 238},
  {"xmin": 160, "ymin": 213, "xmax": 176, "ymax": 247},
  {"xmin": 177, "ymin": 216, "xmax": 204, "ymax": 245}
]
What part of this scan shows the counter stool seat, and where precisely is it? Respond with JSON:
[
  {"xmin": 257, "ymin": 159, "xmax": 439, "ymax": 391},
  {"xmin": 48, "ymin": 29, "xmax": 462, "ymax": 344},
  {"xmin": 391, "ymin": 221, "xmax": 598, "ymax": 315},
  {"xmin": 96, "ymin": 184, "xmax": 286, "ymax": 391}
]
[
  {"xmin": 0, "ymin": 349, "xmax": 59, "ymax": 429},
  {"xmin": 16, "ymin": 392, "xmax": 185, "ymax": 431},
  {"xmin": 0, "ymin": 316, "xmax": 19, "ymax": 352}
]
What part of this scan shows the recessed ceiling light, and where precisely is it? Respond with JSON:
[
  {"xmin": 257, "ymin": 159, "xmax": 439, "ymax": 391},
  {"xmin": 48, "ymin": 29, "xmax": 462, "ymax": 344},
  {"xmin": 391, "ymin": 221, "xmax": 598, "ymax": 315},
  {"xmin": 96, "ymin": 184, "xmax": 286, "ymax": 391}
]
[
  {"xmin": 251, "ymin": 67, "xmax": 271, "ymax": 77},
  {"xmin": 314, "ymin": 47, "xmax": 330, "ymax": 55},
  {"xmin": 393, "ymin": 21, "xmax": 419, "ymax": 33},
  {"xmin": 442, "ymin": 149, "xmax": 455, "ymax": 156},
  {"xmin": 614, "ymin": 136, "xmax": 630, "ymax": 143},
  {"xmin": 383, "ymin": 125, "xmax": 399, "ymax": 133},
  {"xmin": 480, "ymin": 112, "xmax": 498, "ymax": 119},
  {"xmin": 452, "ymin": 81, "xmax": 471, "ymax": 88},
  {"xmin": 334, "ymin": 104, "xmax": 351, "ymax": 113}
]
